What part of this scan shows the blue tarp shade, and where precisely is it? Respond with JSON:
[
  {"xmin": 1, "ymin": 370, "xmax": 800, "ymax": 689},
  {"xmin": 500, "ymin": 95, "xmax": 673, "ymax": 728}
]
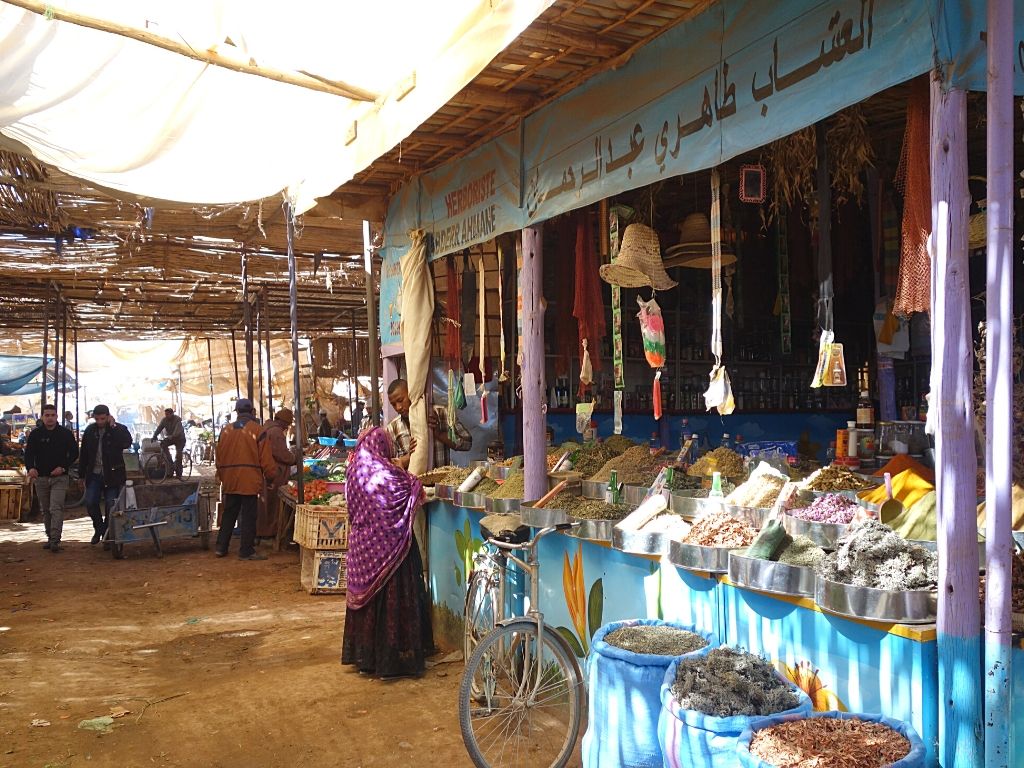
[
  {"xmin": 0, "ymin": 354, "xmax": 48, "ymax": 396},
  {"xmin": 5, "ymin": 367, "xmax": 78, "ymax": 397}
]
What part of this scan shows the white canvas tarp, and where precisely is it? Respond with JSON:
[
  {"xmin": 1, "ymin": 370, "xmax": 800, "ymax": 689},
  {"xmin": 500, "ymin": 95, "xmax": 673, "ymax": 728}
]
[{"xmin": 0, "ymin": 0, "xmax": 553, "ymax": 211}]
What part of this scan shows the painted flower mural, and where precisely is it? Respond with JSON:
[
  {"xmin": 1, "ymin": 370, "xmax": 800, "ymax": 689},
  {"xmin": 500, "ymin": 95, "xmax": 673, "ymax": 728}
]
[
  {"xmin": 453, "ymin": 518, "xmax": 483, "ymax": 587},
  {"xmin": 776, "ymin": 660, "xmax": 847, "ymax": 712},
  {"xmin": 556, "ymin": 542, "xmax": 603, "ymax": 657}
]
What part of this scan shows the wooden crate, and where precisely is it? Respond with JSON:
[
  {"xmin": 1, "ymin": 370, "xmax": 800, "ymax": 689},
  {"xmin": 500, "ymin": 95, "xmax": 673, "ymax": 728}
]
[
  {"xmin": 0, "ymin": 483, "xmax": 23, "ymax": 520},
  {"xmin": 294, "ymin": 504, "xmax": 349, "ymax": 549},
  {"xmin": 299, "ymin": 546, "xmax": 347, "ymax": 594}
]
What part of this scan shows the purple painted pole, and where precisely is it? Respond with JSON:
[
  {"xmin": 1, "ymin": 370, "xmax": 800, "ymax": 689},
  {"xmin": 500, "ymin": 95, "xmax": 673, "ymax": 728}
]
[
  {"xmin": 929, "ymin": 73, "xmax": 983, "ymax": 767},
  {"xmin": 985, "ymin": 0, "xmax": 1014, "ymax": 764},
  {"xmin": 521, "ymin": 225, "xmax": 547, "ymax": 501}
]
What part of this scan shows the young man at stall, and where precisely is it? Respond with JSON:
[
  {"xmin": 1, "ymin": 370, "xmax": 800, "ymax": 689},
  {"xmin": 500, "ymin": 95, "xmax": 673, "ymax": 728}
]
[
  {"xmin": 78, "ymin": 404, "xmax": 134, "ymax": 545},
  {"xmin": 256, "ymin": 407, "xmax": 300, "ymax": 545},
  {"xmin": 214, "ymin": 398, "xmax": 278, "ymax": 561},
  {"xmin": 25, "ymin": 404, "xmax": 79, "ymax": 552},
  {"xmin": 153, "ymin": 407, "xmax": 186, "ymax": 479},
  {"xmin": 385, "ymin": 378, "xmax": 472, "ymax": 470}
]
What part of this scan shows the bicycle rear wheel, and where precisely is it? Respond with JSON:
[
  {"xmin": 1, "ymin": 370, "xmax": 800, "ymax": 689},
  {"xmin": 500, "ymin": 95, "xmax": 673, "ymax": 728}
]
[
  {"xmin": 464, "ymin": 566, "xmax": 499, "ymax": 663},
  {"xmin": 180, "ymin": 450, "xmax": 193, "ymax": 479},
  {"xmin": 142, "ymin": 452, "xmax": 168, "ymax": 483},
  {"xmin": 459, "ymin": 620, "xmax": 584, "ymax": 768}
]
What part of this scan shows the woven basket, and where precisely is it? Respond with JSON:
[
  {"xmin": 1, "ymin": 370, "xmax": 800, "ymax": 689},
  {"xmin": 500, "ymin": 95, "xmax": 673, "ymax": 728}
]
[{"xmin": 599, "ymin": 223, "xmax": 677, "ymax": 290}]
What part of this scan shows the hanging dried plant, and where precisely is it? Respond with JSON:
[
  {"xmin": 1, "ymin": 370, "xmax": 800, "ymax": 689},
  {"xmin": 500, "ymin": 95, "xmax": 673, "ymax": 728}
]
[
  {"xmin": 761, "ymin": 107, "xmax": 876, "ymax": 225},
  {"xmin": 827, "ymin": 105, "xmax": 875, "ymax": 205},
  {"xmin": 762, "ymin": 126, "xmax": 817, "ymax": 226}
]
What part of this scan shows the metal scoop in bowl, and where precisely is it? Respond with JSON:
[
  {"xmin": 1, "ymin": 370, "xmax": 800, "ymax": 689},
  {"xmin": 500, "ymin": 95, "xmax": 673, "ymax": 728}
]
[{"xmin": 879, "ymin": 472, "xmax": 904, "ymax": 525}]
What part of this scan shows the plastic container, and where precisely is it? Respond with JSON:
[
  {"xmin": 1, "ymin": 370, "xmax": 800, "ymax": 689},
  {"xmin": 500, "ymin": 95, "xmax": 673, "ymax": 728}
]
[{"xmin": 317, "ymin": 436, "xmax": 339, "ymax": 446}]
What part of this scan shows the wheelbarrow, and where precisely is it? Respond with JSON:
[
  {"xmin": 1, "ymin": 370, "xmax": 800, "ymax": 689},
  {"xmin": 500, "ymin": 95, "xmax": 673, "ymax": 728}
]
[{"xmin": 106, "ymin": 480, "xmax": 208, "ymax": 559}]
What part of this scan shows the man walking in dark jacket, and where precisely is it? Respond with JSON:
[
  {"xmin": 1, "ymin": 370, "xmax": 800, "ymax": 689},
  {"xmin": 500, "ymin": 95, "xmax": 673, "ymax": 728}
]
[
  {"xmin": 25, "ymin": 404, "xmax": 79, "ymax": 552},
  {"xmin": 78, "ymin": 404, "xmax": 134, "ymax": 545}
]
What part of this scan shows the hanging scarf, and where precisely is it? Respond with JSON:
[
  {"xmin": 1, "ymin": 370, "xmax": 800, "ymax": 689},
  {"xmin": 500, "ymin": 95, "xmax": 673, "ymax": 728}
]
[{"xmin": 344, "ymin": 427, "xmax": 423, "ymax": 610}]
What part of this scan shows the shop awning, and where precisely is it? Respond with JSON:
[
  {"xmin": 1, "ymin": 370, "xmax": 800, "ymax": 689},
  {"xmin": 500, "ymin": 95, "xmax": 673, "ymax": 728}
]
[{"xmin": 0, "ymin": 0, "xmax": 554, "ymax": 211}]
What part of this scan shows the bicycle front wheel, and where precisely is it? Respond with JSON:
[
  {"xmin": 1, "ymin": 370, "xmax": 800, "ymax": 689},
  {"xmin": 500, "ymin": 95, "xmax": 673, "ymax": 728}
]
[
  {"xmin": 180, "ymin": 450, "xmax": 193, "ymax": 479},
  {"xmin": 464, "ymin": 567, "xmax": 499, "ymax": 664},
  {"xmin": 459, "ymin": 620, "xmax": 584, "ymax": 768}
]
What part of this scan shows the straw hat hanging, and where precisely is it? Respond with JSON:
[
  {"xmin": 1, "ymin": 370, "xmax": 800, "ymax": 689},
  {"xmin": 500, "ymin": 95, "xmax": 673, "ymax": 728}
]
[
  {"xmin": 599, "ymin": 223, "xmax": 677, "ymax": 290},
  {"xmin": 663, "ymin": 213, "xmax": 737, "ymax": 269}
]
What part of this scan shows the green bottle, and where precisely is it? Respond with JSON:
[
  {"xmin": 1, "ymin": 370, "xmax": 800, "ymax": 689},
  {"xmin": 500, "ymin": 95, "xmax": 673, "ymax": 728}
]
[{"xmin": 709, "ymin": 471, "xmax": 724, "ymax": 499}]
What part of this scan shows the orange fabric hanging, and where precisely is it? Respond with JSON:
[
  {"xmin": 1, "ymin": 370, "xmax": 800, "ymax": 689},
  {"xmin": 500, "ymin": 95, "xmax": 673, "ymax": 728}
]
[{"xmin": 893, "ymin": 77, "xmax": 931, "ymax": 316}]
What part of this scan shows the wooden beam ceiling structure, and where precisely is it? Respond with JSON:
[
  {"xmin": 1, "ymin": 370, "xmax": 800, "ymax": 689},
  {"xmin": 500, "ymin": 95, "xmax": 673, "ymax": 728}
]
[{"xmin": 0, "ymin": 1, "xmax": 715, "ymax": 344}]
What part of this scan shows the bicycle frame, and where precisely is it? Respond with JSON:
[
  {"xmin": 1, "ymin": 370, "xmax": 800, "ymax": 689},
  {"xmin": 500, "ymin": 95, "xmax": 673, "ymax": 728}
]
[{"xmin": 482, "ymin": 524, "xmax": 577, "ymax": 700}]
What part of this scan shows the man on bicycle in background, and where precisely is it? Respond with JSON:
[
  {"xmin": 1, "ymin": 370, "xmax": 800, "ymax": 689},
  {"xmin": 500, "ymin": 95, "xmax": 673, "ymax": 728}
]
[
  {"xmin": 153, "ymin": 407, "xmax": 186, "ymax": 480},
  {"xmin": 25, "ymin": 404, "xmax": 79, "ymax": 553}
]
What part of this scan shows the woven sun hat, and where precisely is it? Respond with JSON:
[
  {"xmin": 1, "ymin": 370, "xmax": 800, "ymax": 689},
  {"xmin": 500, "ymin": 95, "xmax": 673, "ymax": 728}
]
[
  {"xmin": 599, "ymin": 223, "xmax": 677, "ymax": 290},
  {"xmin": 663, "ymin": 213, "xmax": 737, "ymax": 269}
]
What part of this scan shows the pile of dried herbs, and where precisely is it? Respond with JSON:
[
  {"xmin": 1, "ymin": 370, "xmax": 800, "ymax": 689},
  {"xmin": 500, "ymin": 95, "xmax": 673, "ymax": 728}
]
[
  {"xmin": 817, "ymin": 520, "xmax": 937, "ymax": 591},
  {"xmin": 684, "ymin": 510, "xmax": 758, "ymax": 548},
  {"xmin": 489, "ymin": 471, "xmax": 525, "ymax": 499},
  {"xmin": 589, "ymin": 445, "xmax": 664, "ymax": 485},
  {"xmin": 670, "ymin": 647, "xmax": 800, "ymax": 717},
  {"xmin": 535, "ymin": 492, "xmax": 631, "ymax": 520},
  {"xmin": 687, "ymin": 447, "xmax": 745, "ymax": 478},
  {"xmin": 806, "ymin": 465, "xmax": 874, "ymax": 493},
  {"xmin": 603, "ymin": 625, "xmax": 707, "ymax": 656},
  {"xmin": 420, "ymin": 465, "xmax": 472, "ymax": 487},
  {"xmin": 749, "ymin": 717, "xmax": 911, "ymax": 768}
]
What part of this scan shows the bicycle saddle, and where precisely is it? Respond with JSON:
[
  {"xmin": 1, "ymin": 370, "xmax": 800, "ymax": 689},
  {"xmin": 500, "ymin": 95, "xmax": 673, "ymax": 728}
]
[{"xmin": 479, "ymin": 513, "xmax": 530, "ymax": 545}]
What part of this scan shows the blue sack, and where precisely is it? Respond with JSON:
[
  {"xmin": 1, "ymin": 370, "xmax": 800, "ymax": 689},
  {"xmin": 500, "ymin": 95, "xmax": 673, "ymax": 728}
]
[
  {"xmin": 657, "ymin": 655, "xmax": 811, "ymax": 768},
  {"xmin": 734, "ymin": 711, "xmax": 926, "ymax": 767},
  {"xmin": 582, "ymin": 619, "xmax": 716, "ymax": 768}
]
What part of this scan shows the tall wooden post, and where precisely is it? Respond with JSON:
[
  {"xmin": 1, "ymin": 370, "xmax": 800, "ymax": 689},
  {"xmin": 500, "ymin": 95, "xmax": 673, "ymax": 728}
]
[
  {"xmin": 256, "ymin": 289, "xmax": 265, "ymax": 422},
  {"xmin": 73, "ymin": 328, "xmax": 79, "ymax": 439},
  {"xmin": 230, "ymin": 329, "xmax": 241, "ymax": 399},
  {"xmin": 929, "ymin": 73, "xmax": 983, "ymax": 767},
  {"xmin": 286, "ymin": 204, "xmax": 304, "ymax": 505},
  {"xmin": 206, "ymin": 338, "xmax": 217, "ymax": 442},
  {"xmin": 241, "ymin": 250, "xmax": 254, "ymax": 401},
  {"xmin": 60, "ymin": 303, "xmax": 68, "ymax": 422},
  {"xmin": 264, "ymin": 287, "xmax": 274, "ymax": 417},
  {"xmin": 985, "ymin": 0, "xmax": 1014, "ymax": 763},
  {"xmin": 363, "ymin": 221, "xmax": 381, "ymax": 426},
  {"xmin": 521, "ymin": 225, "xmax": 546, "ymax": 501},
  {"xmin": 40, "ymin": 288, "xmax": 50, "ymax": 408}
]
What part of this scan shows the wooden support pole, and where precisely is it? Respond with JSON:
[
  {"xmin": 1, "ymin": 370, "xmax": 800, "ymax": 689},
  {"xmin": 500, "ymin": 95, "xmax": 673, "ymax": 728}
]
[
  {"xmin": 52, "ymin": 297, "xmax": 60, "ymax": 410},
  {"xmin": 985, "ymin": 0, "xmax": 1014, "ymax": 763},
  {"xmin": 929, "ymin": 73, "xmax": 983, "ymax": 768},
  {"xmin": 230, "ymin": 329, "xmax": 241, "ymax": 399},
  {"xmin": 40, "ymin": 287, "xmax": 50, "ymax": 407},
  {"xmin": 287, "ymin": 204, "xmax": 304, "ymax": 505},
  {"xmin": 351, "ymin": 310, "xmax": 359, "ymax": 428},
  {"xmin": 256, "ymin": 290, "xmax": 265, "ymax": 422},
  {"xmin": 3, "ymin": 0, "xmax": 378, "ymax": 102},
  {"xmin": 264, "ymin": 287, "xmax": 274, "ymax": 417},
  {"xmin": 363, "ymin": 221, "xmax": 381, "ymax": 426},
  {"xmin": 206, "ymin": 338, "xmax": 217, "ymax": 442},
  {"xmin": 73, "ymin": 328, "xmax": 79, "ymax": 440},
  {"xmin": 521, "ymin": 225, "xmax": 546, "ymax": 501},
  {"xmin": 242, "ymin": 250, "xmax": 254, "ymax": 401},
  {"xmin": 60, "ymin": 302, "xmax": 68, "ymax": 422}
]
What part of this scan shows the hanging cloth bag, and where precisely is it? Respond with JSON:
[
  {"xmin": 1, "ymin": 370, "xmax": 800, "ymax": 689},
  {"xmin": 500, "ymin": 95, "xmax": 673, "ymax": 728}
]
[{"xmin": 702, "ymin": 168, "xmax": 735, "ymax": 415}]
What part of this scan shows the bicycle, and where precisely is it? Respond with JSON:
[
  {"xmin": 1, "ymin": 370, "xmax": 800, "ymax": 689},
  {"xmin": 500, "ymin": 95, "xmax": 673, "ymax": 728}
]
[
  {"xmin": 142, "ymin": 446, "xmax": 192, "ymax": 483},
  {"xmin": 458, "ymin": 519, "xmax": 585, "ymax": 768}
]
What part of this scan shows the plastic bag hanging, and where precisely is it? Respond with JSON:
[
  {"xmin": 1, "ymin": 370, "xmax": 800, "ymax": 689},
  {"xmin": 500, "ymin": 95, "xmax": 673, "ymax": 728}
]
[
  {"xmin": 702, "ymin": 167, "xmax": 735, "ymax": 415},
  {"xmin": 579, "ymin": 338, "xmax": 593, "ymax": 388},
  {"xmin": 653, "ymin": 370, "xmax": 663, "ymax": 420},
  {"xmin": 636, "ymin": 296, "xmax": 666, "ymax": 368}
]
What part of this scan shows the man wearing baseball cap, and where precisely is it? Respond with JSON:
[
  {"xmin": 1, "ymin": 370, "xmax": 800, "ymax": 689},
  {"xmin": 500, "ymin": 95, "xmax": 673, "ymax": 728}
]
[
  {"xmin": 214, "ymin": 398, "xmax": 277, "ymax": 560},
  {"xmin": 78, "ymin": 404, "xmax": 134, "ymax": 545}
]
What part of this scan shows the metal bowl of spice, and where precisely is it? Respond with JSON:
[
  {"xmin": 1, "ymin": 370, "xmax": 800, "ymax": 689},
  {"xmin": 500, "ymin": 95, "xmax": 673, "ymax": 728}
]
[
  {"xmin": 485, "ymin": 496, "xmax": 522, "ymax": 513},
  {"xmin": 613, "ymin": 503, "xmax": 685, "ymax": 557},
  {"xmin": 668, "ymin": 539, "xmax": 736, "ymax": 573},
  {"xmin": 670, "ymin": 491, "xmax": 710, "ymax": 519},
  {"xmin": 453, "ymin": 490, "xmax": 486, "ymax": 509},
  {"xmin": 519, "ymin": 487, "xmax": 581, "ymax": 528},
  {"xmin": 815, "ymin": 577, "xmax": 937, "ymax": 624},
  {"xmin": 668, "ymin": 509, "xmax": 760, "ymax": 573},
  {"xmin": 434, "ymin": 484, "xmax": 455, "ymax": 501},
  {"xmin": 728, "ymin": 553, "xmax": 817, "ymax": 598},
  {"xmin": 581, "ymin": 479, "xmax": 608, "ymax": 500},
  {"xmin": 564, "ymin": 497, "xmax": 632, "ymax": 542},
  {"xmin": 783, "ymin": 515, "xmax": 851, "ymax": 550}
]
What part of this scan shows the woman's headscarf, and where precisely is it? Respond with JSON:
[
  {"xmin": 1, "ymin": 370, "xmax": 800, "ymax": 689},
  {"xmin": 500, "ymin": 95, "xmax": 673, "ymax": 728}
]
[{"xmin": 344, "ymin": 427, "xmax": 423, "ymax": 610}]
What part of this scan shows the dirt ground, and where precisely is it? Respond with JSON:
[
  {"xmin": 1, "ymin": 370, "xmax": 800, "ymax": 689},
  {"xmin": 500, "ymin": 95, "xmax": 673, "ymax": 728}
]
[{"xmin": 0, "ymin": 513, "xmax": 475, "ymax": 768}]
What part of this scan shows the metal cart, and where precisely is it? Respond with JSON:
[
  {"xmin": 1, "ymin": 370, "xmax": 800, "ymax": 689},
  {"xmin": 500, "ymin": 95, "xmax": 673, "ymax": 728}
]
[{"xmin": 106, "ymin": 480, "xmax": 208, "ymax": 559}]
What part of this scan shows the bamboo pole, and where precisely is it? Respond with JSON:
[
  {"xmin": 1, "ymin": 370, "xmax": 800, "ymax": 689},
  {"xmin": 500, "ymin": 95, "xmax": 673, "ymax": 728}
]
[
  {"xmin": 256, "ymin": 288, "xmax": 265, "ymax": 422},
  {"xmin": 521, "ymin": 225, "xmax": 546, "ymax": 501},
  {"xmin": 286, "ymin": 203, "xmax": 304, "ymax": 507},
  {"xmin": 929, "ymin": 72, "xmax": 982, "ymax": 768},
  {"xmin": 3, "ymin": 0, "xmax": 377, "ymax": 102},
  {"xmin": 242, "ymin": 251, "xmax": 254, "ymax": 401},
  {"xmin": 363, "ymin": 221, "xmax": 380, "ymax": 426},
  {"xmin": 39, "ymin": 286, "xmax": 50, "ymax": 407},
  {"xmin": 985, "ymin": 0, "xmax": 1014, "ymax": 762}
]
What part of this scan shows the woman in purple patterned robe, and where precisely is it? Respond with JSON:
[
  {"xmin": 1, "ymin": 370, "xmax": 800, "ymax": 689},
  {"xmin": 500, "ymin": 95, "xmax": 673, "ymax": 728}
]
[{"xmin": 341, "ymin": 427, "xmax": 433, "ymax": 677}]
